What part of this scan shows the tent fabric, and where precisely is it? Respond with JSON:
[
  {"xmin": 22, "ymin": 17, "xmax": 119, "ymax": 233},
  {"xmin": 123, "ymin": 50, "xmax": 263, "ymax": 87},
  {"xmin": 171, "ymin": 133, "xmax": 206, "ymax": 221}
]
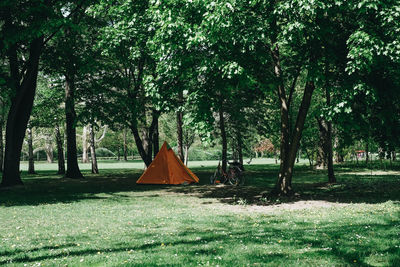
[{"xmin": 136, "ymin": 141, "xmax": 199, "ymax": 184}]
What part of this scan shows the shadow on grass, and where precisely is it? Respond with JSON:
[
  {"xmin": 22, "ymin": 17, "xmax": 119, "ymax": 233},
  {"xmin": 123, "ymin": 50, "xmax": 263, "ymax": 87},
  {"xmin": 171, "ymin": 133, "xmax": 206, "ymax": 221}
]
[
  {"xmin": 168, "ymin": 166, "xmax": 400, "ymax": 206},
  {"xmin": 0, "ymin": 169, "xmax": 164, "ymax": 207},
  {"xmin": 1, "ymin": 218, "xmax": 399, "ymax": 266},
  {"xmin": 0, "ymin": 165, "xmax": 399, "ymax": 207}
]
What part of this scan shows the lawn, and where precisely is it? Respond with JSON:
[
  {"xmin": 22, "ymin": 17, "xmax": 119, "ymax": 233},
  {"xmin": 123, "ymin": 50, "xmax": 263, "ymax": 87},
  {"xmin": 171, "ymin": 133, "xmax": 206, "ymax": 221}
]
[{"xmin": 0, "ymin": 163, "xmax": 399, "ymax": 266}]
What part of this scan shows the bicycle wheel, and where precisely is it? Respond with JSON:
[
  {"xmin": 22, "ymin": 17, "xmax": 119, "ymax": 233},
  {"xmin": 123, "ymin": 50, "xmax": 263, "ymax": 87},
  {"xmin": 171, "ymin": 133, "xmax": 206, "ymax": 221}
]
[
  {"xmin": 227, "ymin": 169, "xmax": 239, "ymax": 185},
  {"xmin": 228, "ymin": 175, "xmax": 239, "ymax": 185}
]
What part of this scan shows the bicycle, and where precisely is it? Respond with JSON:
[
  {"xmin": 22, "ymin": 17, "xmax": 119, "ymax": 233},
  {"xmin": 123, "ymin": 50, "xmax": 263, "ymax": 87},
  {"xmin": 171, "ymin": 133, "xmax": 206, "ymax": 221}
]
[{"xmin": 210, "ymin": 161, "xmax": 244, "ymax": 185}]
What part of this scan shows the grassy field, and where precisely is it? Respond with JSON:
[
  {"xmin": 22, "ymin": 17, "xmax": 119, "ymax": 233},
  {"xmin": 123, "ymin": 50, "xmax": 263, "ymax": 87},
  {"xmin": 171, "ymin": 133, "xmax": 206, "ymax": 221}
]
[
  {"xmin": 18, "ymin": 158, "xmax": 296, "ymax": 171},
  {"xmin": 0, "ymin": 163, "xmax": 399, "ymax": 266}
]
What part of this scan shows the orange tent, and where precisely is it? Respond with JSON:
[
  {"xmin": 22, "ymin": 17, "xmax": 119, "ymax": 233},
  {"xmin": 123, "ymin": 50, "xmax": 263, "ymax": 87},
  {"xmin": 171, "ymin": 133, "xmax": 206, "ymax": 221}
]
[{"xmin": 136, "ymin": 141, "xmax": 199, "ymax": 185}]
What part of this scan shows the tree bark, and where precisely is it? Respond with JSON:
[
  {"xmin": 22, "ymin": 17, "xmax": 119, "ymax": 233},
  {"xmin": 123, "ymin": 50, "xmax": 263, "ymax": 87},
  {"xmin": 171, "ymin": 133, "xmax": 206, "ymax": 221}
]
[
  {"xmin": 326, "ymin": 118, "xmax": 336, "ymax": 183},
  {"xmin": 237, "ymin": 132, "xmax": 244, "ymax": 170},
  {"xmin": 130, "ymin": 111, "xmax": 160, "ymax": 167},
  {"xmin": 184, "ymin": 145, "xmax": 189, "ymax": 166},
  {"xmin": 271, "ymin": 43, "xmax": 291, "ymax": 195},
  {"xmin": 153, "ymin": 113, "xmax": 159, "ymax": 158},
  {"xmin": 219, "ymin": 107, "xmax": 227, "ymax": 172},
  {"xmin": 55, "ymin": 124, "xmax": 65, "ymax": 175},
  {"xmin": 123, "ymin": 128, "xmax": 128, "ymax": 161},
  {"xmin": 27, "ymin": 127, "xmax": 35, "ymax": 174},
  {"xmin": 274, "ymin": 80, "xmax": 315, "ymax": 195},
  {"xmin": 64, "ymin": 74, "xmax": 83, "ymax": 179},
  {"xmin": 232, "ymin": 140, "xmax": 238, "ymax": 162},
  {"xmin": 82, "ymin": 125, "xmax": 89, "ymax": 163},
  {"xmin": 1, "ymin": 36, "xmax": 43, "ymax": 187},
  {"xmin": 177, "ymin": 110, "xmax": 184, "ymax": 161},
  {"xmin": 183, "ymin": 128, "xmax": 195, "ymax": 166},
  {"xmin": 325, "ymin": 81, "xmax": 335, "ymax": 183},
  {"xmin": 316, "ymin": 118, "xmax": 329, "ymax": 169},
  {"xmin": 141, "ymin": 127, "xmax": 151, "ymax": 161},
  {"xmin": 316, "ymin": 116, "xmax": 336, "ymax": 182},
  {"xmin": 0, "ymin": 121, "xmax": 3, "ymax": 172},
  {"xmin": 45, "ymin": 136, "xmax": 54, "ymax": 163},
  {"xmin": 89, "ymin": 124, "xmax": 99, "ymax": 174}
]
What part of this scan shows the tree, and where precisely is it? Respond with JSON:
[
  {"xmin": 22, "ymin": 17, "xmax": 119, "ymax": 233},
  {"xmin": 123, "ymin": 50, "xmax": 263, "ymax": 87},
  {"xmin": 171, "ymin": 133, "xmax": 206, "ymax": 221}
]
[
  {"xmin": 41, "ymin": 2, "xmax": 99, "ymax": 179},
  {"xmin": 88, "ymin": 0, "xmax": 168, "ymax": 167},
  {"xmin": 0, "ymin": 0, "xmax": 84, "ymax": 187},
  {"xmin": 0, "ymin": 91, "xmax": 9, "ymax": 172},
  {"xmin": 0, "ymin": 1, "xmax": 48, "ymax": 186},
  {"xmin": 26, "ymin": 126, "xmax": 35, "ymax": 174},
  {"xmin": 341, "ymin": 0, "xmax": 400, "ymax": 164},
  {"xmin": 31, "ymin": 76, "xmax": 66, "ymax": 174}
]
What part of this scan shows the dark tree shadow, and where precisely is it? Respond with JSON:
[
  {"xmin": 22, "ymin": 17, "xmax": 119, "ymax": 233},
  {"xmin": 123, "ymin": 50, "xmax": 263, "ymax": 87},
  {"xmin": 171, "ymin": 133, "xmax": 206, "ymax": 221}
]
[{"xmin": 0, "ymin": 165, "xmax": 399, "ymax": 207}]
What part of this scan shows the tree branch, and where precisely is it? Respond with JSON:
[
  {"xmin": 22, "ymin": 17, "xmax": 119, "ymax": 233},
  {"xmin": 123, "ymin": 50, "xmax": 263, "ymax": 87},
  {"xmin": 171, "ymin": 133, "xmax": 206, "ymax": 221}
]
[{"xmin": 42, "ymin": 1, "xmax": 86, "ymax": 47}]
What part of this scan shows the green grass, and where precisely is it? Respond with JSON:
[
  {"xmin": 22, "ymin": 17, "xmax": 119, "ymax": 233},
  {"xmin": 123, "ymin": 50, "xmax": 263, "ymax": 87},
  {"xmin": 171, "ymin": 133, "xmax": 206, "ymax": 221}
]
[
  {"xmin": 18, "ymin": 157, "xmax": 308, "ymax": 171},
  {"xmin": 0, "ymin": 163, "xmax": 399, "ymax": 266}
]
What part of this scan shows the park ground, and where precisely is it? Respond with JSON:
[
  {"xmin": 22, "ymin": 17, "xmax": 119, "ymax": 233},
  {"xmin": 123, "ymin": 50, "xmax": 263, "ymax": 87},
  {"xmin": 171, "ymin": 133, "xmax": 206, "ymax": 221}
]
[{"xmin": 0, "ymin": 160, "xmax": 399, "ymax": 266}]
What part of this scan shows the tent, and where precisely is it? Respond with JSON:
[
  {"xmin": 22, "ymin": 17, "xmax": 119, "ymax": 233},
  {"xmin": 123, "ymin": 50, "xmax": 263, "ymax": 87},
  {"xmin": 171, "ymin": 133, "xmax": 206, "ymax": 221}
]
[{"xmin": 136, "ymin": 141, "xmax": 199, "ymax": 185}]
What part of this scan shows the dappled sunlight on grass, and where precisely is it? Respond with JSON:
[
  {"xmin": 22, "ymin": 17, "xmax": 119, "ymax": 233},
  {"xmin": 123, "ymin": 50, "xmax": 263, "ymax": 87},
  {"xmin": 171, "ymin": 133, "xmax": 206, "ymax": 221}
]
[{"xmin": 0, "ymin": 163, "xmax": 399, "ymax": 266}]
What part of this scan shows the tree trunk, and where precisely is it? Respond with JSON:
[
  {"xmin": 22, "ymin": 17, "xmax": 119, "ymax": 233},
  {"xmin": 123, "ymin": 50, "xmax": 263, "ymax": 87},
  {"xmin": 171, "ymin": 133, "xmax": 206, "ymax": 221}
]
[
  {"xmin": 296, "ymin": 148, "xmax": 300, "ymax": 163},
  {"xmin": 55, "ymin": 124, "xmax": 65, "ymax": 175},
  {"xmin": 323, "ymin": 56, "xmax": 335, "ymax": 183},
  {"xmin": 27, "ymin": 127, "xmax": 35, "ymax": 174},
  {"xmin": 326, "ymin": 118, "xmax": 336, "ymax": 183},
  {"xmin": 219, "ymin": 107, "xmax": 227, "ymax": 172},
  {"xmin": 274, "ymin": 80, "xmax": 315, "ymax": 196},
  {"xmin": 123, "ymin": 128, "xmax": 128, "ymax": 161},
  {"xmin": 392, "ymin": 151, "xmax": 396, "ymax": 161},
  {"xmin": 316, "ymin": 116, "xmax": 336, "ymax": 185},
  {"xmin": 271, "ymin": 43, "xmax": 291, "ymax": 195},
  {"xmin": 45, "ymin": 148, "xmax": 53, "ymax": 163},
  {"xmin": 0, "ymin": 97, "xmax": 4, "ymax": 173},
  {"xmin": 45, "ymin": 138, "xmax": 54, "ymax": 163},
  {"xmin": 0, "ymin": 121, "xmax": 3, "ymax": 172},
  {"xmin": 1, "ymin": 36, "xmax": 43, "ymax": 187},
  {"xmin": 130, "ymin": 111, "xmax": 159, "ymax": 167},
  {"xmin": 141, "ymin": 127, "xmax": 150, "ymax": 161},
  {"xmin": 317, "ymin": 116, "xmax": 337, "ymax": 183},
  {"xmin": 153, "ymin": 113, "xmax": 159, "ymax": 158},
  {"xmin": 82, "ymin": 125, "xmax": 89, "ymax": 163},
  {"xmin": 315, "ymin": 122, "xmax": 326, "ymax": 170},
  {"xmin": 334, "ymin": 136, "xmax": 342, "ymax": 163},
  {"xmin": 184, "ymin": 145, "xmax": 189, "ymax": 165},
  {"xmin": 64, "ymin": 74, "xmax": 83, "ymax": 179},
  {"xmin": 232, "ymin": 140, "xmax": 238, "ymax": 162},
  {"xmin": 89, "ymin": 125, "xmax": 99, "ymax": 174},
  {"xmin": 237, "ymin": 132, "xmax": 244, "ymax": 168},
  {"xmin": 177, "ymin": 110, "xmax": 184, "ymax": 161},
  {"xmin": 365, "ymin": 142, "xmax": 369, "ymax": 164}
]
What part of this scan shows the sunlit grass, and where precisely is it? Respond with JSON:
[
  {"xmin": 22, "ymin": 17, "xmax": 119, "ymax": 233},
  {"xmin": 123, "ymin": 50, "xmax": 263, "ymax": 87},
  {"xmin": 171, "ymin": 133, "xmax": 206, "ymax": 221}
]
[{"xmin": 0, "ymin": 164, "xmax": 399, "ymax": 266}]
